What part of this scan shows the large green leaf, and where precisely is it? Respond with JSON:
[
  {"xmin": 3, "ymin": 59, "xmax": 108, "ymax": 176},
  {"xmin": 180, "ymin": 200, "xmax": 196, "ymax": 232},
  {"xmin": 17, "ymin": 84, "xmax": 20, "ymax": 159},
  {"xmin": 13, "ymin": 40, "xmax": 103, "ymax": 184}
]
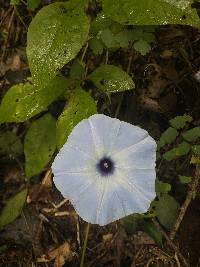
[
  {"xmin": 88, "ymin": 65, "xmax": 135, "ymax": 93},
  {"xmin": 155, "ymin": 194, "xmax": 180, "ymax": 229},
  {"xmin": 0, "ymin": 76, "xmax": 68, "ymax": 123},
  {"xmin": 0, "ymin": 188, "xmax": 27, "ymax": 229},
  {"xmin": 27, "ymin": 0, "xmax": 89, "ymax": 86},
  {"xmin": 102, "ymin": 0, "xmax": 200, "ymax": 27},
  {"xmin": 56, "ymin": 88, "xmax": 97, "ymax": 149},
  {"xmin": 24, "ymin": 113, "xmax": 56, "ymax": 178}
]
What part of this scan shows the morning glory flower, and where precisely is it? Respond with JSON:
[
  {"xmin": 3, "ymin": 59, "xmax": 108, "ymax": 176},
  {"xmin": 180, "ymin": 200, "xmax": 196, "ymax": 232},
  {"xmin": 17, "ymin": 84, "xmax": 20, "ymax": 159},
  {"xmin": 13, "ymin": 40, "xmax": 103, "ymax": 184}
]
[{"xmin": 52, "ymin": 114, "xmax": 156, "ymax": 226}]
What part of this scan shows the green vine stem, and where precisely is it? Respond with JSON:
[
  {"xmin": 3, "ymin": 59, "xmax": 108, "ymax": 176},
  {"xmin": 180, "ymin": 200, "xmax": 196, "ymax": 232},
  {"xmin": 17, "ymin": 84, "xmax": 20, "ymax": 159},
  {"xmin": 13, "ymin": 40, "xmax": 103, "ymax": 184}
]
[{"xmin": 80, "ymin": 222, "xmax": 90, "ymax": 267}]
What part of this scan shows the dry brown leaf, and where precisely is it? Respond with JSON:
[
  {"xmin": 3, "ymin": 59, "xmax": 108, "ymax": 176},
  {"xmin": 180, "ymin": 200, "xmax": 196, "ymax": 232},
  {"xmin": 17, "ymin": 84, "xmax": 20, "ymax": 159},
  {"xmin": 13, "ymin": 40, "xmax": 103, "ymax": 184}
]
[
  {"xmin": 102, "ymin": 233, "xmax": 113, "ymax": 243},
  {"xmin": 37, "ymin": 242, "xmax": 71, "ymax": 267}
]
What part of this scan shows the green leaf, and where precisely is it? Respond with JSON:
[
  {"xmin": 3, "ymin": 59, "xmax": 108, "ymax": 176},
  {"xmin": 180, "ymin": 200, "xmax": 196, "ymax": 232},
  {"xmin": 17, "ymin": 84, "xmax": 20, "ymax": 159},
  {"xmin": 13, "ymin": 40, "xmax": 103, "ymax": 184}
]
[
  {"xmin": 27, "ymin": 1, "xmax": 89, "ymax": 86},
  {"xmin": 102, "ymin": 0, "xmax": 200, "ymax": 28},
  {"xmin": 0, "ymin": 76, "xmax": 68, "ymax": 123},
  {"xmin": 24, "ymin": 114, "xmax": 56, "ymax": 178},
  {"xmin": 123, "ymin": 214, "xmax": 143, "ymax": 234},
  {"xmin": 27, "ymin": 0, "xmax": 41, "ymax": 10},
  {"xmin": 88, "ymin": 64, "xmax": 135, "ymax": 93},
  {"xmin": 0, "ymin": 131, "xmax": 23, "ymax": 156},
  {"xmin": 141, "ymin": 220, "xmax": 163, "ymax": 245},
  {"xmin": 0, "ymin": 188, "xmax": 27, "ymax": 229},
  {"xmin": 70, "ymin": 60, "xmax": 85, "ymax": 80},
  {"xmin": 158, "ymin": 127, "xmax": 178, "ymax": 148},
  {"xmin": 89, "ymin": 38, "xmax": 104, "ymax": 55},
  {"xmin": 182, "ymin": 127, "xmax": 200, "ymax": 142},
  {"xmin": 90, "ymin": 11, "xmax": 114, "ymax": 34},
  {"xmin": 179, "ymin": 175, "xmax": 192, "ymax": 184},
  {"xmin": 170, "ymin": 114, "xmax": 192, "ymax": 129},
  {"xmin": 100, "ymin": 28, "xmax": 118, "ymax": 48},
  {"xmin": 56, "ymin": 88, "xmax": 97, "ymax": 149},
  {"xmin": 134, "ymin": 39, "xmax": 151, "ymax": 55},
  {"xmin": 155, "ymin": 180, "xmax": 171, "ymax": 197},
  {"xmin": 163, "ymin": 141, "xmax": 191, "ymax": 161},
  {"xmin": 155, "ymin": 194, "xmax": 180, "ymax": 229},
  {"xmin": 114, "ymin": 30, "xmax": 132, "ymax": 47}
]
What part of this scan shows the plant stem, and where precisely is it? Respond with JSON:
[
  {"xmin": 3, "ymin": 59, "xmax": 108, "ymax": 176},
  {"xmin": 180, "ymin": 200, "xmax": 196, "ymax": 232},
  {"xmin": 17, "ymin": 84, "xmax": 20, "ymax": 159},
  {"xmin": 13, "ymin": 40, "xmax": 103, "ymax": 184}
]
[{"xmin": 80, "ymin": 222, "xmax": 90, "ymax": 267}]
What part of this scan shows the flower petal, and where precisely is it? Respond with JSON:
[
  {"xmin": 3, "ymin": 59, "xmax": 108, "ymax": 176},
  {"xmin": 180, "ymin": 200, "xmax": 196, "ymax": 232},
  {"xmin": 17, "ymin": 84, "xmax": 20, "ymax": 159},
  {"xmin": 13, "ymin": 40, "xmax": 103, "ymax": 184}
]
[
  {"xmin": 109, "ymin": 120, "xmax": 149, "ymax": 153},
  {"xmin": 66, "ymin": 119, "xmax": 97, "ymax": 159},
  {"xmin": 113, "ymin": 135, "xmax": 156, "ymax": 169},
  {"xmin": 53, "ymin": 172, "xmax": 97, "ymax": 200},
  {"xmin": 122, "ymin": 169, "xmax": 156, "ymax": 201},
  {"xmin": 88, "ymin": 114, "xmax": 121, "ymax": 156},
  {"xmin": 52, "ymin": 144, "xmax": 95, "ymax": 174}
]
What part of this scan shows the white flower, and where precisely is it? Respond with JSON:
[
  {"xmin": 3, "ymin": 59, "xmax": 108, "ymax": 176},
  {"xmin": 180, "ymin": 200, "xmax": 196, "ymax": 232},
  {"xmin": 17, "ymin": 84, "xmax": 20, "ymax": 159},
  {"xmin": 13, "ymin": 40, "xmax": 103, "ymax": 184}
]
[{"xmin": 52, "ymin": 114, "xmax": 156, "ymax": 226}]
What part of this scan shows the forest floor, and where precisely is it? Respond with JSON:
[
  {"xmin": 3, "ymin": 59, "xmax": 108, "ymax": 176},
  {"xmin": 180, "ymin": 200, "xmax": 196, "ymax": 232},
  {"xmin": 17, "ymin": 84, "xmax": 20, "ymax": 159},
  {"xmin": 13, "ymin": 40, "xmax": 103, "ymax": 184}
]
[{"xmin": 0, "ymin": 1, "xmax": 200, "ymax": 267}]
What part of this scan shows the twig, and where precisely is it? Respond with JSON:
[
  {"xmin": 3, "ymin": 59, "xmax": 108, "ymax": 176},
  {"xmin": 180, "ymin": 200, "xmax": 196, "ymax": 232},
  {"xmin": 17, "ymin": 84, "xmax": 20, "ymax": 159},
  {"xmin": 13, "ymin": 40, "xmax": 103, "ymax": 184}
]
[
  {"xmin": 105, "ymin": 50, "xmax": 109, "ymax": 64},
  {"xmin": 81, "ymin": 42, "xmax": 88, "ymax": 62},
  {"xmin": 170, "ymin": 164, "xmax": 200, "ymax": 240},
  {"xmin": 152, "ymin": 218, "xmax": 189, "ymax": 267}
]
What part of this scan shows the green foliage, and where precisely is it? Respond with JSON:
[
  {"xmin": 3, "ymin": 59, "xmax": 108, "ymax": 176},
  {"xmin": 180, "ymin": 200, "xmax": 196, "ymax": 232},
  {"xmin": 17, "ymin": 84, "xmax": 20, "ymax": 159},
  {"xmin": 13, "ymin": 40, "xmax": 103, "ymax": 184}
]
[
  {"xmin": 102, "ymin": 0, "xmax": 200, "ymax": 28},
  {"xmin": 141, "ymin": 220, "xmax": 163, "ymax": 245},
  {"xmin": 134, "ymin": 39, "xmax": 151, "ymax": 55},
  {"xmin": 88, "ymin": 64, "xmax": 135, "ymax": 93},
  {"xmin": 169, "ymin": 114, "xmax": 192, "ymax": 129},
  {"xmin": 0, "ymin": 77, "xmax": 68, "ymax": 123},
  {"xmin": 88, "ymin": 38, "xmax": 104, "ymax": 55},
  {"xmin": 89, "ymin": 12, "xmax": 156, "ymax": 55},
  {"xmin": 0, "ymin": 188, "xmax": 27, "ymax": 229},
  {"xmin": 123, "ymin": 214, "xmax": 142, "ymax": 234},
  {"xmin": 182, "ymin": 127, "xmax": 200, "ymax": 142},
  {"xmin": 158, "ymin": 127, "xmax": 178, "ymax": 148},
  {"xmin": 27, "ymin": 0, "xmax": 89, "ymax": 86},
  {"xmin": 155, "ymin": 194, "xmax": 180, "ymax": 229},
  {"xmin": 24, "ymin": 113, "xmax": 56, "ymax": 178},
  {"xmin": 70, "ymin": 60, "xmax": 85, "ymax": 80},
  {"xmin": 56, "ymin": 88, "xmax": 97, "ymax": 149},
  {"xmin": 179, "ymin": 175, "xmax": 192, "ymax": 184},
  {"xmin": 163, "ymin": 141, "xmax": 191, "ymax": 161},
  {"xmin": 155, "ymin": 180, "xmax": 171, "ymax": 197},
  {"xmin": 123, "ymin": 214, "xmax": 163, "ymax": 245},
  {"xmin": 0, "ymin": 131, "xmax": 23, "ymax": 156},
  {"xmin": 27, "ymin": 0, "xmax": 41, "ymax": 10}
]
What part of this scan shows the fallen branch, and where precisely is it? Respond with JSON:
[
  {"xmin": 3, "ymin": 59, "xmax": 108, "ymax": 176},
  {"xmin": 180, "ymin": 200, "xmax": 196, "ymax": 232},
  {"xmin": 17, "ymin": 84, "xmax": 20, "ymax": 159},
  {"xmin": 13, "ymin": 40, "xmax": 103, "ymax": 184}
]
[
  {"xmin": 152, "ymin": 218, "xmax": 189, "ymax": 267},
  {"xmin": 170, "ymin": 164, "xmax": 200, "ymax": 240}
]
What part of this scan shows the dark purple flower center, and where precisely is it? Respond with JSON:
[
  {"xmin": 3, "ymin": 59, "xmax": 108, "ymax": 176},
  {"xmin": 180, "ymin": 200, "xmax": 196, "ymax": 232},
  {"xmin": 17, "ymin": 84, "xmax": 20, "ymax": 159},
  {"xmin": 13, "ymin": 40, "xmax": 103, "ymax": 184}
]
[{"xmin": 96, "ymin": 157, "xmax": 115, "ymax": 176}]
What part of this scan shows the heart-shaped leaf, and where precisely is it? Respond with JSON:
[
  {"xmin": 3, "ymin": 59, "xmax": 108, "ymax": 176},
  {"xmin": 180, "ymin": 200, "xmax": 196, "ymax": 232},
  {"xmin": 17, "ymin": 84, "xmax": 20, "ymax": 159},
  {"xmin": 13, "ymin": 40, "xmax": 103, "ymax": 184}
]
[
  {"xmin": 27, "ymin": 0, "xmax": 89, "ymax": 86},
  {"xmin": 24, "ymin": 113, "xmax": 56, "ymax": 178},
  {"xmin": 0, "ymin": 76, "xmax": 68, "ymax": 123}
]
